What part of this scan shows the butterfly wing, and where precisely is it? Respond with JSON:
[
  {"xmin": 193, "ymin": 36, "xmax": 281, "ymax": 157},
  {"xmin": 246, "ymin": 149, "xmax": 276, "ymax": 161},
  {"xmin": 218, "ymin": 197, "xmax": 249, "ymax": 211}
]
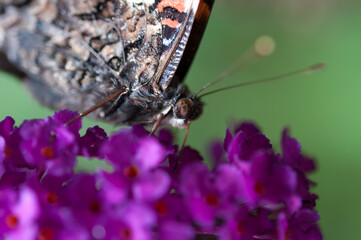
[
  {"xmin": 0, "ymin": 0, "xmax": 163, "ymax": 111},
  {"xmin": 155, "ymin": 0, "xmax": 214, "ymax": 91}
]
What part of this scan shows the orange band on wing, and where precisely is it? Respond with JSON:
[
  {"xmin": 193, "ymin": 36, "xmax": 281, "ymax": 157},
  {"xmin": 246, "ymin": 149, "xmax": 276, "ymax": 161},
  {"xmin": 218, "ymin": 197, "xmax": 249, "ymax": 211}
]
[
  {"xmin": 161, "ymin": 18, "xmax": 180, "ymax": 28},
  {"xmin": 158, "ymin": 0, "xmax": 187, "ymax": 13}
]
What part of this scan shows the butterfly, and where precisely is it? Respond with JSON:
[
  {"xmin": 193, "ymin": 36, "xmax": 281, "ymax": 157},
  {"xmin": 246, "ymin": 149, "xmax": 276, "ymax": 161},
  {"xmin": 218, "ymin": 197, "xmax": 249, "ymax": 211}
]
[{"xmin": 0, "ymin": 0, "xmax": 214, "ymax": 132}]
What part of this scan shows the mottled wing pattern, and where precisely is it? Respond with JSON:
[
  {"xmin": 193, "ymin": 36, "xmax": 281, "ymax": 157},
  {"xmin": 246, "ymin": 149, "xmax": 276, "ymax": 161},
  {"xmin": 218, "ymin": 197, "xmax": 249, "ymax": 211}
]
[{"xmin": 0, "ymin": 0, "xmax": 163, "ymax": 111}]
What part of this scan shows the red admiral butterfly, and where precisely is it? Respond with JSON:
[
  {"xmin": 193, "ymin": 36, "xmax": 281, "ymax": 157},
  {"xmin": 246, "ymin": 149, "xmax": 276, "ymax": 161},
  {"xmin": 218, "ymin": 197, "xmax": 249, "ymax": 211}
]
[{"xmin": 0, "ymin": 0, "xmax": 214, "ymax": 131}]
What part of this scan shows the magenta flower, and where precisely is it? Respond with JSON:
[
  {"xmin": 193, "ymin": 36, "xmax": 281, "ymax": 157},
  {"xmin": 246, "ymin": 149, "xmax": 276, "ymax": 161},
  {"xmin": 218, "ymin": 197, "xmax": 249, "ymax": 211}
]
[
  {"xmin": 218, "ymin": 207, "xmax": 272, "ymax": 240},
  {"xmin": 282, "ymin": 128, "xmax": 316, "ymax": 173},
  {"xmin": 158, "ymin": 220, "xmax": 194, "ymax": 240},
  {"xmin": 53, "ymin": 110, "xmax": 81, "ymax": 137},
  {"xmin": 79, "ymin": 126, "xmax": 108, "ymax": 158},
  {"xmin": 282, "ymin": 129, "xmax": 319, "ymax": 209},
  {"xmin": 236, "ymin": 152, "xmax": 299, "ymax": 211},
  {"xmin": 35, "ymin": 208, "xmax": 89, "ymax": 240},
  {"xmin": 179, "ymin": 162, "xmax": 242, "ymax": 227},
  {"xmin": 275, "ymin": 210, "xmax": 322, "ymax": 240},
  {"xmin": 225, "ymin": 122, "xmax": 272, "ymax": 162},
  {"xmin": 102, "ymin": 203, "xmax": 156, "ymax": 240},
  {"xmin": 99, "ymin": 127, "xmax": 170, "ymax": 202},
  {"xmin": 0, "ymin": 188, "xmax": 40, "ymax": 240},
  {"xmin": 19, "ymin": 117, "xmax": 77, "ymax": 177},
  {"xmin": 0, "ymin": 117, "xmax": 28, "ymax": 171},
  {"xmin": 0, "ymin": 111, "xmax": 322, "ymax": 239}
]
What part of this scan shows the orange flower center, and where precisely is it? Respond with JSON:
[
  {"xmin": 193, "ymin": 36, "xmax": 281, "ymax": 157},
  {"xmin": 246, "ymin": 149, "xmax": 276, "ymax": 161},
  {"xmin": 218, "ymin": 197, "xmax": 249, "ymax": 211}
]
[
  {"xmin": 38, "ymin": 227, "xmax": 54, "ymax": 240},
  {"xmin": 124, "ymin": 165, "xmax": 139, "ymax": 179},
  {"xmin": 119, "ymin": 227, "xmax": 132, "ymax": 239},
  {"xmin": 5, "ymin": 214, "xmax": 18, "ymax": 228},
  {"xmin": 4, "ymin": 145, "xmax": 12, "ymax": 157},
  {"xmin": 46, "ymin": 192, "xmax": 57, "ymax": 204},
  {"xmin": 154, "ymin": 201, "xmax": 167, "ymax": 215},
  {"xmin": 89, "ymin": 201, "xmax": 101, "ymax": 214},
  {"xmin": 41, "ymin": 146, "xmax": 54, "ymax": 158},
  {"xmin": 205, "ymin": 193, "xmax": 219, "ymax": 207},
  {"xmin": 254, "ymin": 181, "xmax": 265, "ymax": 195},
  {"xmin": 237, "ymin": 221, "xmax": 244, "ymax": 233},
  {"xmin": 286, "ymin": 230, "xmax": 292, "ymax": 240}
]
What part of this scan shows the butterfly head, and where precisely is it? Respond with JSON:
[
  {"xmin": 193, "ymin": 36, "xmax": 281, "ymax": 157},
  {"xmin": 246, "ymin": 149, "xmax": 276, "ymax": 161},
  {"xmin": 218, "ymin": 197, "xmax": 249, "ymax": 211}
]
[
  {"xmin": 173, "ymin": 97, "xmax": 203, "ymax": 121},
  {"xmin": 165, "ymin": 95, "xmax": 202, "ymax": 129}
]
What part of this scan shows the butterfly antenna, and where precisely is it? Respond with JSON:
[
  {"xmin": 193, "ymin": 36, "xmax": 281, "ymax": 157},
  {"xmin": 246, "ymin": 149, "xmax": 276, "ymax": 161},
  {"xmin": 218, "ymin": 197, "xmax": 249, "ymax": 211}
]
[
  {"xmin": 198, "ymin": 63, "xmax": 325, "ymax": 98},
  {"xmin": 65, "ymin": 88, "xmax": 127, "ymax": 126},
  {"xmin": 194, "ymin": 35, "xmax": 276, "ymax": 98}
]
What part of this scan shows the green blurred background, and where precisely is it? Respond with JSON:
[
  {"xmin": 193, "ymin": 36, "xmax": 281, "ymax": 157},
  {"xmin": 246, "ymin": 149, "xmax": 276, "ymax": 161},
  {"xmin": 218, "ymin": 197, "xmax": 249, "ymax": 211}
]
[{"xmin": 0, "ymin": 0, "xmax": 359, "ymax": 239}]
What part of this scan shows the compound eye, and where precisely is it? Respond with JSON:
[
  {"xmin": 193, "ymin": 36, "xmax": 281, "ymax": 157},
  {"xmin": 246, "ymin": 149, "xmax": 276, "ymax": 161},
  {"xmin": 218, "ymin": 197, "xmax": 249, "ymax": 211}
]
[{"xmin": 173, "ymin": 99, "xmax": 194, "ymax": 119}]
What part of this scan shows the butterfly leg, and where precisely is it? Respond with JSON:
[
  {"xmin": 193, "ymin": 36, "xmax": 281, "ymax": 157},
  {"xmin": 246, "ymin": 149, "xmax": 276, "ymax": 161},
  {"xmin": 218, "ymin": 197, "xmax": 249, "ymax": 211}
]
[
  {"xmin": 174, "ymin": 121, "xmax": 191, "ymax": 170},
  {"xmin": 100, "ymin": 90, "xmax": 127, "ymax": 117},
  {"xmin": 130, "ymin": 105, "xmax": 173, "ymax": 133},
  {"xmin": 67, "ymin": 88, "xmax": 128, "ymax": 125},
  {"xmin": 150, "ymin": 113, "xmax": 164, "ymax": 135}
]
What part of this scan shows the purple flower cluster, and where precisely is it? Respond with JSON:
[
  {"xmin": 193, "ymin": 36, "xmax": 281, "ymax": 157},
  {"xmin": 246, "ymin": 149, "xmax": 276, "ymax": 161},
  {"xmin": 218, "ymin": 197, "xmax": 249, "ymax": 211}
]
[{"xmin": 0, "ymin": 110, "xmax": 322, "ymax": 240}]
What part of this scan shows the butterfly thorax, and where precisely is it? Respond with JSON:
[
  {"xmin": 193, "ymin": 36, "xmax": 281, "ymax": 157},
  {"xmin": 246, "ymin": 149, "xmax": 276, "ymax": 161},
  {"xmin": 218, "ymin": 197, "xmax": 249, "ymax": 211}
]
[{"xmin": 99, "ymin": 83, "xmax": 203, "ymax": 128}]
